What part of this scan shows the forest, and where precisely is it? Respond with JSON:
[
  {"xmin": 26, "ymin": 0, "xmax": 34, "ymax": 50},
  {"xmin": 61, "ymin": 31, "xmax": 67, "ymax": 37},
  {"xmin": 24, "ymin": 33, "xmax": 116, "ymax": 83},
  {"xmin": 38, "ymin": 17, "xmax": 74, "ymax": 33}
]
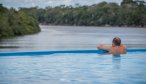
[
  {"xmin": 20, "ymin": 0, "xmax": 146, "ymax": 27},
  {"xmin": 0, "ymin": 4, "xmax": 40, "ymax": 39},
  {"xmin": 0, "ymin": 0, "xmax": 146, "ymax": 39}
]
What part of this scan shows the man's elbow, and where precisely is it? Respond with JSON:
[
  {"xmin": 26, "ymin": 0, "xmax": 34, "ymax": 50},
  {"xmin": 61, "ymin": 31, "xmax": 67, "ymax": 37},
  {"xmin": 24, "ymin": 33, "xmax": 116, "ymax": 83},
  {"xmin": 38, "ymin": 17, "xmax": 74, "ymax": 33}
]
[
  {"xmin": 97, "ymin": 45, "xmax": 103, "ymax": 49},
  {"xmin": 97, "ymin": 46, "xmax": 100, "ymax": 49},
  {"xmin": 122, "ymin": 49, "xmax": 127, "ymax": 54}
]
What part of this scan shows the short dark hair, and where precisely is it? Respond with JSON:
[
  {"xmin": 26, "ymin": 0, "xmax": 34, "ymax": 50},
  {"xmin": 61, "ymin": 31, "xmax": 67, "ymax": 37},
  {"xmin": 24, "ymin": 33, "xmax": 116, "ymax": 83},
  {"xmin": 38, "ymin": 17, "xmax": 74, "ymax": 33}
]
[{"xmin": 112, "ymin": 37, "xmax": 121, "ymax": 46}]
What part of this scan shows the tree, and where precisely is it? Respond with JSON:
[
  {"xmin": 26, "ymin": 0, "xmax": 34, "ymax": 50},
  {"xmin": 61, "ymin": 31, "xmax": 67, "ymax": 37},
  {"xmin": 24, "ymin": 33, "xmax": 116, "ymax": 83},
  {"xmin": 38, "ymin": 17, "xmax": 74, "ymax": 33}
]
[
  {"xmin": 0, "ymin": 4, "xmax": 40, "ymax": 39},
  {"xmin": 121, "ymin": 0, "xmax": 136, "ymax": 6},
  {"xmin": 18, "ymin": 1, "xmax": 146, "ymax": 27}
]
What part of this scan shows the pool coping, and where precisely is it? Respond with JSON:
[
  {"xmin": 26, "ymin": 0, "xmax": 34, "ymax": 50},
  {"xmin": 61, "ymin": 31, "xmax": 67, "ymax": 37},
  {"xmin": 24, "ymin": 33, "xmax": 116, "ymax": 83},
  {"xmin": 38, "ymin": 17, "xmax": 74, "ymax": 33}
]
[{"xmin": 0, "ymin": 49, "xmax": 146, "ymax": 56}]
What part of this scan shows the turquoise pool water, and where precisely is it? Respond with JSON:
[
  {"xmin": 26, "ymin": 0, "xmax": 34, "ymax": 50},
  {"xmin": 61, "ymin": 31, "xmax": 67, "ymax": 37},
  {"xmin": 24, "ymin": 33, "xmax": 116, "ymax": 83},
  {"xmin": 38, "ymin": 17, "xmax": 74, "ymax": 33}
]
[{"xmin": 0, "ymin": 52, "xmax": 146, "ymax": 84}]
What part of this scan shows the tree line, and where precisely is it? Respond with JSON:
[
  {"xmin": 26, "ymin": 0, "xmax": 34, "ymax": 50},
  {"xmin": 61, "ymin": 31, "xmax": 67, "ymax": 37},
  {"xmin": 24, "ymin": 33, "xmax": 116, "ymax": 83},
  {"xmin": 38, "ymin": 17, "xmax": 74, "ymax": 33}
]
[
  {"xmin": 0, "ymin": 4, "xmax": 40, "ymax": 39},
  {"xmin": 20, "ymin": 0, "xmax": 146, "ymax": 27},
  {"xmin": 0, "ymin": 0, "xmax": 146, "ymax": 39}
]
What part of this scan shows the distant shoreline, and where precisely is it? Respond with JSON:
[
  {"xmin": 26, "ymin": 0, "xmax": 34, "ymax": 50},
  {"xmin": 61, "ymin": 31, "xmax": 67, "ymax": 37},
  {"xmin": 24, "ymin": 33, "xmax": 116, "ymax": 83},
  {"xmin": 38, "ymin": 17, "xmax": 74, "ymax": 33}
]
[{"xmin": 39, "ymin": 24, "xmax": 146, "ymax": 28}]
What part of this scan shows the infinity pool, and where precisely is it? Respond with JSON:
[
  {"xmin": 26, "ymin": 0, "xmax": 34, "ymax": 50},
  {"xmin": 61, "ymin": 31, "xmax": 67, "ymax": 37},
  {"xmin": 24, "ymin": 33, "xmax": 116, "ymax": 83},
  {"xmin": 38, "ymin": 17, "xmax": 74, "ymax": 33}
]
[{"xmin": 0, "ymin": 52, "xmax": 146, "ymax": 84}]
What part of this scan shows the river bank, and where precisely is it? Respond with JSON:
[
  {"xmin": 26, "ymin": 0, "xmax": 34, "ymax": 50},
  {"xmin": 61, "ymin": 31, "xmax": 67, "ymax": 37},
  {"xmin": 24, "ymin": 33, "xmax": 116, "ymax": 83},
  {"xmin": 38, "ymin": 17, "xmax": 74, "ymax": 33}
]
[
  {"xmin": 0, "ymin": 4, "xmax": 41, "ymax": 39},
  {"xmin": 39, "ymin": 24, "xmax": 146, "ymax": 28}
]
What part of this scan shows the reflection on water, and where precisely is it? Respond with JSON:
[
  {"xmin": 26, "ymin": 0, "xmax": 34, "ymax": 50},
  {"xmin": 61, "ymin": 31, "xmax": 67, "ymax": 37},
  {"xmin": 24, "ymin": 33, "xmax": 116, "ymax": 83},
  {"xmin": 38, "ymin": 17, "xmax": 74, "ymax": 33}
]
[
  {"xmin": 112, "ymin": 55, "xmax": 121, "ymax": 69},
  {"xmin": 0, "ymin": 25, "xmax": 146, "ymax": 52}
]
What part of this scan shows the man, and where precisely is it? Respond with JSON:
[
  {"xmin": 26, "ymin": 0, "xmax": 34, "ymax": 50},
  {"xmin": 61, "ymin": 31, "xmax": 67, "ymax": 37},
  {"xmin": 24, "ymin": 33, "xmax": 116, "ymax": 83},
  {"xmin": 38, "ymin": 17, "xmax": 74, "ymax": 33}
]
[{"xmin": 97, "ymin": 37, "xmax": 127, "ymax": 54}]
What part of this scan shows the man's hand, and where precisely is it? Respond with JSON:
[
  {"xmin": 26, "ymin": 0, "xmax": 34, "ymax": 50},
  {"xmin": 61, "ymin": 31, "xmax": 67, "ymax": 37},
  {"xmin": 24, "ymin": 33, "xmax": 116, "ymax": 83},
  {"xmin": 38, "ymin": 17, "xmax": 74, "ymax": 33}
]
[{"xmin": 97, "ymin": 45, "xmax": 103, "ymax": 49}]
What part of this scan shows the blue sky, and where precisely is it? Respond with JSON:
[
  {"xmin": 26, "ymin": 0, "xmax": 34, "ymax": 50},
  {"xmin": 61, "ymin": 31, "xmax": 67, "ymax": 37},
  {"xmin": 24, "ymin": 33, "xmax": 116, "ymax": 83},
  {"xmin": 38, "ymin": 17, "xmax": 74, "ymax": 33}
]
[{"xmin": 1, "ymin": 0, "xmax": 143, "ymax": 8}]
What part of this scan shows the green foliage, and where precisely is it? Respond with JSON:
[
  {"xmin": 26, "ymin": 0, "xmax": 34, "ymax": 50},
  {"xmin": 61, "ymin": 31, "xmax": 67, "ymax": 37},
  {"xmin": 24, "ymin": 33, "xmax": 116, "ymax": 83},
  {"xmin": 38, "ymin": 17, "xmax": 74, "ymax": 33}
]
[
  {"xmin": 121, "ymin": 0, "xmax": 136, "ymax": 6},
  {"xmin": 1, "ymin": 0, "xmax": 146, "ymax": 39},
  {"xmin": 19, "ymin": 0, "xmax": 146, "ymax": 27},
  {"xmin": 0, "ymin": 5, "xmax": 40, "ymax": 38}
]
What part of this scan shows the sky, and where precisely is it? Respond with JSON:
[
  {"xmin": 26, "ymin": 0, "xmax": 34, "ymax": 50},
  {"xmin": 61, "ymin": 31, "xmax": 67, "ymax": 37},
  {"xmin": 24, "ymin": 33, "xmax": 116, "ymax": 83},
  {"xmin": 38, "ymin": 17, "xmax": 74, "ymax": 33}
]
[{"xmin": 0, "ymin": 0, "xmax": 124, "ymax": 8}]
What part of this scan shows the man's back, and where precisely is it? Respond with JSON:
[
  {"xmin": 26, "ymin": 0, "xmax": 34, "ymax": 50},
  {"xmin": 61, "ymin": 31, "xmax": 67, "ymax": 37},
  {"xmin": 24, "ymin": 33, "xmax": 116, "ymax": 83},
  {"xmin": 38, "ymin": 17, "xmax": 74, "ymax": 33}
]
[
  {"xmin": 109, "ymin": 45, "xmax": 126, "ymax": 54},
  {"xmin": 97, "ymin": 37, "xmax": 127, "ymax": 54}
]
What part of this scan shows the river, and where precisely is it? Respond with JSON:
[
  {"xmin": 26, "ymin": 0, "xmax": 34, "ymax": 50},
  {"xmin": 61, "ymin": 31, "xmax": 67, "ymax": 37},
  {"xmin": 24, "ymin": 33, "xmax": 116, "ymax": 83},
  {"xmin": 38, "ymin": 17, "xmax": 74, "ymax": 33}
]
[{"xmin": 0, "ymin": 25, "xmax": 146, "ymax": 52}]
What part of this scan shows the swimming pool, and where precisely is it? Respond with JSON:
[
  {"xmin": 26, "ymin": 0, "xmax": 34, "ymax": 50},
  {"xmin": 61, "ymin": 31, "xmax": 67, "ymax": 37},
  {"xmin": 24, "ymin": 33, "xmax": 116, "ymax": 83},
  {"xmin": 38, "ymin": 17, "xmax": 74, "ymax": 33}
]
[{"xmin": 0, "ymin": 52, "xmax": 146, "ymax": 84}]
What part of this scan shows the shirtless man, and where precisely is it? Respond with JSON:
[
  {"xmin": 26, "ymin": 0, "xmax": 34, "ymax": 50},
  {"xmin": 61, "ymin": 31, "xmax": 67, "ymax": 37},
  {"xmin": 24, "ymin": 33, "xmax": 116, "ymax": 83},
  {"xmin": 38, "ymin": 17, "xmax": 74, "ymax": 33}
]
[{"xmin": 97, "ymin": 37, "xmax": 127, "ymax": 54}]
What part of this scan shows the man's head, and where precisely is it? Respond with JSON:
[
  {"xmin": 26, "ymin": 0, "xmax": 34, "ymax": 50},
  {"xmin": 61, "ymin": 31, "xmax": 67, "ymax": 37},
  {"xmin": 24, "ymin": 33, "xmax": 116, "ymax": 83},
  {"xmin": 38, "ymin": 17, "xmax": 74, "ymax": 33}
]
[{"xmin": 112, "ymin": 37, "xmax": 121, "ymax": 46}]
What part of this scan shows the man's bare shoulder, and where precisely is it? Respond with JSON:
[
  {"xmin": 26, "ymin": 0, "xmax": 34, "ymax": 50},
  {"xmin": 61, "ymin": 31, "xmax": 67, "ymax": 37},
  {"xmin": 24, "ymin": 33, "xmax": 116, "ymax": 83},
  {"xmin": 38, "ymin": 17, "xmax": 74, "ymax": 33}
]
[{"xmin": 121, "ymin": 44, "xmax": 127, "ymax": 49}]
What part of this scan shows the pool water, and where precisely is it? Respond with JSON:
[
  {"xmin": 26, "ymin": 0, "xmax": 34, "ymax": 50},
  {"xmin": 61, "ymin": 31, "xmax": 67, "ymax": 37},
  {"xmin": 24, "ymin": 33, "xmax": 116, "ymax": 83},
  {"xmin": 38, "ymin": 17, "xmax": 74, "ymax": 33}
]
[{"xmin": 0, "ymin": 52, "xmax": 146, "ymax": 84}]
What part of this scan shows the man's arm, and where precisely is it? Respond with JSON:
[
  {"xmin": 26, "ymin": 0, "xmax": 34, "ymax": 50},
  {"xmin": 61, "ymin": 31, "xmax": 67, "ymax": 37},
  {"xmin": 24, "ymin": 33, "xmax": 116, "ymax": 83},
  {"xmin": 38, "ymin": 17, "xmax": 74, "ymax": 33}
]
[
  {"xmin": 97, "ymin": 45, "xmax": 111, "ymax": 51},
  {"xmin": 122, "ymin": 45, "xmax": 127, "ymax": 54}
]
